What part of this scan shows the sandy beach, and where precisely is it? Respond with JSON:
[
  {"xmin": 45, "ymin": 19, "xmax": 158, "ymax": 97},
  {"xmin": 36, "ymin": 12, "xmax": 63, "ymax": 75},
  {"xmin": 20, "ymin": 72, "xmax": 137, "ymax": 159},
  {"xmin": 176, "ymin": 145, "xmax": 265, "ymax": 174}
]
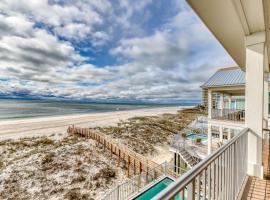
[
  {"xmin": 0, "ymin": 106, "xmax": 202, "ymax": 199},
  {"xmin": 0, "ymin": 106, "xmax": 186, "ymax": 140}
]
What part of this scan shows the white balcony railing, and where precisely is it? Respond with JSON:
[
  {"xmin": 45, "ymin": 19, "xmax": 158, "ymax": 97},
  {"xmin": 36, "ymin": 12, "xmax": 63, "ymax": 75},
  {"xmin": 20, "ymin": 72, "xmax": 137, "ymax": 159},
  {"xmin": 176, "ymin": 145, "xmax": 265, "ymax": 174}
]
[
  {"xmin": 101, "ymin": 162, "xmax": 186, "ymax": 200},
  {"xmin": 211, "ymin": 108, "xmax": 245, "ymax": 122},
  {"xmin": 153, "ymin": 128, "xmax": 249, "ymax": 200}
]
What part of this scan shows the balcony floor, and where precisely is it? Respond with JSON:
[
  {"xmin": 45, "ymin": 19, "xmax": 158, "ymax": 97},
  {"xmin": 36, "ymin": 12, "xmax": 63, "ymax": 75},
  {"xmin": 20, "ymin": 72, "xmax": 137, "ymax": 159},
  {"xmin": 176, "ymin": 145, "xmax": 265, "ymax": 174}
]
[{"xmin": 241, "ymin": 176, "xmax": 270, "ymax": 200}]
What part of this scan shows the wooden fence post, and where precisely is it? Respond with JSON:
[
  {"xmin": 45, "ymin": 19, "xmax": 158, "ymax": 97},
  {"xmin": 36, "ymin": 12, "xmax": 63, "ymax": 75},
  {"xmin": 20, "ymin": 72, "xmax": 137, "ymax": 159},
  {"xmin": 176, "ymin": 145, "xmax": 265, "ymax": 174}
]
[
  {"xmin": 118, "ymin": 149, "xmax": 121, "ymax": 166},
  {"xmin": 127, "ymin": 156, "xmax": 130, "ymax": 177},
  {"xmin": 134, "ymin": 158, "xmax": 136, "ymax": 175},
  {"xmin": 110, "ymin": 144, "xmax": 113, "ymax": 158},
  {"xmin": 66, "ymin": 126, "xmax": 161, "ymax": 180}
]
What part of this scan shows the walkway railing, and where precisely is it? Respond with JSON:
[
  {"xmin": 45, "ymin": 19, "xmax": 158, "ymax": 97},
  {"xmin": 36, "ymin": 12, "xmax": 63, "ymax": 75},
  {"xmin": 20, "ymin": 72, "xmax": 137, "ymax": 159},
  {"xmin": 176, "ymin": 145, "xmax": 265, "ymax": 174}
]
[
  {"xmin": 101, "ymin": 162, "xmax": 186, "ymax": 200},
  {"xmin": 67, "ymin": 126, "xmax": 159, "ymax": 177},
  {"xmin": 153, "ymin": 128, "xmax": 249, "ymax": 200},
  {"xmin": 171, "ymin": 134, "xmax": 201, "ymax": 162},
  {"xmin": 211, "ymin": 108, "xmax": 245, "ymax": 122}
]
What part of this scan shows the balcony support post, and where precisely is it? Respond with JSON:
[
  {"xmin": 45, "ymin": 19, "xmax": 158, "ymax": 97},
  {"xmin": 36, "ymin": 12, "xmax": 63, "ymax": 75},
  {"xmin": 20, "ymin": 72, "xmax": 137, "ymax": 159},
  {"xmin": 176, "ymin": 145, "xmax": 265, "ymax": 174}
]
[
  {"xmin": 208, "ymin": 123, "xmax": 212, "ymax": 155},
  {"xmin": 219, "ymin": 126, "xmax": 223, "ymax": 142},
  {"xmin": 228, "ymin": 128, "xmax": 232, "ymax": 140},
  {"xmin": 219, "ymin": 93, "xmax": 224, "ymax": 110},
  {"xmin": 208, "ymin": 89, "xmax": 212, "ymax": 119},
  {"xmin": 228, "ymin": 95, "xmax": 232, "ymax": 109},
  {"xmin": 245, "ymin": 32, "xmax": 267, "ymax": 178}
]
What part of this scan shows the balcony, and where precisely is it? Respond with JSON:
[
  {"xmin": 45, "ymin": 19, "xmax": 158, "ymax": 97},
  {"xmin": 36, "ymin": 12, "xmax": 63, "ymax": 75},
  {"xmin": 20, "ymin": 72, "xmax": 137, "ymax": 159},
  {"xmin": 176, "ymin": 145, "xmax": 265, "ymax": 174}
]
[
  {"xmin": 211, "ymin": 108, "xmax": 245, "ymax": 122},
  {"xmin": 153, "ymin": 128, "xmax": 270, "ymax": 200}
]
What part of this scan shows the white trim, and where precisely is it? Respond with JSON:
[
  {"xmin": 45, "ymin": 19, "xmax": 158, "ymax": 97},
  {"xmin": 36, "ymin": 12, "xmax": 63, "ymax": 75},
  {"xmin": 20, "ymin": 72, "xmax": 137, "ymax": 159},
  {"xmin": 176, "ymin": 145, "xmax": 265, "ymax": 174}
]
[
  {"xmin": 208, "ymin": 119, "xmax": 245, "ymax": 129},
  {"xmin": 245, "ymin": 31, "xmax": 266, "ymax": 46}
]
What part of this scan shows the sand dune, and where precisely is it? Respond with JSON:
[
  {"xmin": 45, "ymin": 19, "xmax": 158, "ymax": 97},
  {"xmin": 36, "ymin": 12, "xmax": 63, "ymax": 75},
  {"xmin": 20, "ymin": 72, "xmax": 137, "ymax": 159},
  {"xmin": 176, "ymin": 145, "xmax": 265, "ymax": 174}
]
[{"xmin": 0, "ymin": 106, "xmax": 188, "ymax": 140}]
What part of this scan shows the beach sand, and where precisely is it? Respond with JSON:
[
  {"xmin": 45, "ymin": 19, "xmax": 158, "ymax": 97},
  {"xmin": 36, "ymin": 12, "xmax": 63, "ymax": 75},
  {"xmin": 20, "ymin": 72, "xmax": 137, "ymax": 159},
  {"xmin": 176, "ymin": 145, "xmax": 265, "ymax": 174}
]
[
  {"xmin": 0, "ymin": 106, "xmax": 187, "ymax": 140},
  {"xmin": 0, "ymin": 106, "xmax": 200, "ymax": 199}
]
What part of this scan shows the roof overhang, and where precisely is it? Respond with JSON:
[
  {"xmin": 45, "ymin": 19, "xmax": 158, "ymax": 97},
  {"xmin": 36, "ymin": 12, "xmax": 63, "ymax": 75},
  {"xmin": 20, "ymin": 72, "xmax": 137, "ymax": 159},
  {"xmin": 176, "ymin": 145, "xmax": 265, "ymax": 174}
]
[
  {"xmin": 201, "ymin": 84, "xmax": 245, "ymax": 91},
  {"xmin": 186, "ymin": 0, "xmax": 270, "ymax": 71}
]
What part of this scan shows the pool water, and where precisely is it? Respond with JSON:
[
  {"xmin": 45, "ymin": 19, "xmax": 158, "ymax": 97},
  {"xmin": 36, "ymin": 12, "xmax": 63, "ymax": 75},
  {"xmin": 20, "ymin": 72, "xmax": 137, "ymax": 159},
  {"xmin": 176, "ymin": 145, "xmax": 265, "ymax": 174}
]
[
  {"xmin": 187, "ymin": 133, "xmax": 207, "ymax": 141},
  {"xmin": 134, "ymin": 177, "xmax": 174, "ymax": 200},
  {"xmin": 133, "ymin": 177, "xmax": 205, "ymax": 200}
]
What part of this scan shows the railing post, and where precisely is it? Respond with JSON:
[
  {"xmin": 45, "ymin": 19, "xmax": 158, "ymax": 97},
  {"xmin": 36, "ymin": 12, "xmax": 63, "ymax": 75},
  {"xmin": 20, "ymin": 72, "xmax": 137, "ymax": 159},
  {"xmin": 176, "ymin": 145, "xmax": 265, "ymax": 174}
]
[
  {"xmin": 117, "ymin": 185, "xmax": 120, "ymax": 200},
  {"xmin": 164, "ymin": 161, "xmax": 167, "ymax": 176},
  {"xmin": 186, "ymin": 180, "xmax": 195, "ymax": 200}
]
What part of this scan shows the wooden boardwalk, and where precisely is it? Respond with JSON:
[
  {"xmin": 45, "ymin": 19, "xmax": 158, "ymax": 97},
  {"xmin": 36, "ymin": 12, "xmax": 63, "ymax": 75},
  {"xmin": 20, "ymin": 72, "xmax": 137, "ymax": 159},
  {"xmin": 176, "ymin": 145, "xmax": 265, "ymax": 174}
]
[{"xmin": 67, "ymin": 126, "xmax": 160, "ymax": 177}]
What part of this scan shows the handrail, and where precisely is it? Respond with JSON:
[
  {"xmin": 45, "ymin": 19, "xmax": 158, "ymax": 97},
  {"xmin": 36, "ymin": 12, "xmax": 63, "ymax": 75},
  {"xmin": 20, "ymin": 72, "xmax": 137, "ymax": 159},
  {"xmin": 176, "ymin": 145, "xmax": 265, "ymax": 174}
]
[
  {"xmin": 101, "ymin": 162, "xmax": 187, "ymax": 200},
  {"xmin": 153, "ymin": 128, "xmax": 249, "ymax": 200},
  {"xmin": 170, "ymin": 135, "xmax": 200, "ymax": 167},
  {"xmin": 211, "ymin": 108, "xmax": 245, "ymax": 122},
  {"xmin": 68, "ymin": 126, "xmax": 159, "ymax": 173}
]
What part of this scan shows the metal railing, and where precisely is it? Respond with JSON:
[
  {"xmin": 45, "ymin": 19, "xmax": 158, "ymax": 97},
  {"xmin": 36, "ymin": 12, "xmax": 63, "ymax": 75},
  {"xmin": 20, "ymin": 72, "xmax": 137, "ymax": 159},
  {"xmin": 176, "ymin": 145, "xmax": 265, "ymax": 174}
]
[
  {"xmin": 171, "ymin": 133, "xmax": 203, "ymax": 158},
  {"xmin": 211, "ymin": 109, "xmax": 245, "ymax": 122},
  {"xmin": 153, "ymin": 128, "xmax": 249, "ymax": 200},
  {"xmin": 101, "ymin": 162, "xmax": 187, "ymax": 200}
]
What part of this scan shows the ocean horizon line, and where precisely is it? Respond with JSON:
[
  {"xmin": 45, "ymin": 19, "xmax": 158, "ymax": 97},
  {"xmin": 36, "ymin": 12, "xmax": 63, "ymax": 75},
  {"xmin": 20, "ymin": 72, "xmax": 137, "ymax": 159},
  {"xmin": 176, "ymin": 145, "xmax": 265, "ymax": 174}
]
[{"xmin": 0, "ymin": 99, "xmax": 198, "ymax": 121}]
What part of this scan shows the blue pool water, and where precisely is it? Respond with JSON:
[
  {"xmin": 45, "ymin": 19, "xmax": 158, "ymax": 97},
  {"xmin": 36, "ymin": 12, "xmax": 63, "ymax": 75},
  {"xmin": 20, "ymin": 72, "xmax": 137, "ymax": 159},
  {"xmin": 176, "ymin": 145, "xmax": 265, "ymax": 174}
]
[
  {"xmin": 133, "ymin": 176, "xmax": 205, "ymax": 200},
  {"xmin": 187, "ymin": 133, "xmax": 207, "ymax": 141},
  {"xmin": 134, "ymin": 177, "xmax": 174, "ymax": 200}
]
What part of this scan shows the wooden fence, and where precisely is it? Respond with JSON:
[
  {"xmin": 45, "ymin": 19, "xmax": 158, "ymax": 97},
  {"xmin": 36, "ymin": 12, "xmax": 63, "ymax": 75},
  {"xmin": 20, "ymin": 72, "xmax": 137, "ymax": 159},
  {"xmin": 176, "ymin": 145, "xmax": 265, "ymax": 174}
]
[{"xmin": 67, "ymin": 126, "xmax": 159, "ymax": 177}]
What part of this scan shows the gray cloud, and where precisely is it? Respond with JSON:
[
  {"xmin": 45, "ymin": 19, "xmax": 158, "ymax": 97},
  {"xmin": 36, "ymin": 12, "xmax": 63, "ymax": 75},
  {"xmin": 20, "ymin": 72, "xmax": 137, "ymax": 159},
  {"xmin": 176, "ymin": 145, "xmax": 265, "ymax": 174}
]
[
  {"xmin": 0, "ymin": 0, "xmax": 235, "ymax": 101},
  {"xmin": 111, "ymin": 32, "xmax": 189, "ymax": 70}
]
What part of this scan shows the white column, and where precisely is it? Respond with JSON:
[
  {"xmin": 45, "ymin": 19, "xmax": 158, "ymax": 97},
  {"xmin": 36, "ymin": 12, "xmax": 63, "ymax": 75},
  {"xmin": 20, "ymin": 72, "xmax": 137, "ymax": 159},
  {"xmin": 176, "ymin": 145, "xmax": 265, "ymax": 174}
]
[
  {"xmin": 219, "ymin": 126, "xmax": 223, "ymax": 142},
  {"xmin": 219, "ymin": 93, "xmax": 224, "ymax": 118},
  {"xmin": 228, "ymin": 128, "xmax": 232, "ymax": 140},
  {"xmin": 245, "ymin": 32, "xmax": 267, "ymax": 178},
  {"xmin": 208, "ymin": 89, "xmax": 212, "ymax": 119},
  {"xmin": 219, "ymin": 93, "xmax": 224, "ymax": 109},
  {"xmin": 208, "ymin": 123, "xmax": 212, "ymax": 155},
  {"xmin": 228, "ymin": 95, "xmax": 232, "ymax": 109}
]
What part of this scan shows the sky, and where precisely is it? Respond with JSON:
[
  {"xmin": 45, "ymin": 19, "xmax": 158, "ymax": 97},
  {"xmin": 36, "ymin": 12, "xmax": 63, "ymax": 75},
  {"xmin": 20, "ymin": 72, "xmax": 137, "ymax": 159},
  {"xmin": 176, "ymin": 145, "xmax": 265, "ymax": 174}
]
[{"xmin": 0, "ymin": 0, "xmax": 235, "ymax": 103}]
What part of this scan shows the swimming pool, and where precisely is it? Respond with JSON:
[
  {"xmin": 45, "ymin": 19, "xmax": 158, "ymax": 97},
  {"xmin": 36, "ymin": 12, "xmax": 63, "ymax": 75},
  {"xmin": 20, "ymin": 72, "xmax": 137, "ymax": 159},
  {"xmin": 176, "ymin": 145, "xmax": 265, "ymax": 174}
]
[
  {"xmin": 187, "ymin": 133, "xmax": 207, "ymax": 141},
  {"xmin": 133, "ymin": 177, "xmax": 174, "ymax": 200},
  {"xmin": 133, "ymin": 176, "xmax": 205, "ymax": 200}
]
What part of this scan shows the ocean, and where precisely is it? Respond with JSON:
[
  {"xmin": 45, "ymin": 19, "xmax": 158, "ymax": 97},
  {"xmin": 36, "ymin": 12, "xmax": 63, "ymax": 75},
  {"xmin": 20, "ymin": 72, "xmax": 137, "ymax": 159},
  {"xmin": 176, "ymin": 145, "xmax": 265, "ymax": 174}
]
[{"xmin": 0, "ymin": 99, "xmax": 197, "ymax": 120}]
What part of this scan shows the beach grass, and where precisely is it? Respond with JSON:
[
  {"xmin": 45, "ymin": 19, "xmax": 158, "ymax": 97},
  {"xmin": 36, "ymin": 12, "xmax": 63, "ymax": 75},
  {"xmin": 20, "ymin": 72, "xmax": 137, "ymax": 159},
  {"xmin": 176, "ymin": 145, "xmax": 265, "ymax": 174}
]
[
  {"xmin": 95, "ymin": 108, "xmax": 205, "ymax": 155},
  {"xmin": 0, "ymin": 107, "xmax": 205, "ymax": 200}
]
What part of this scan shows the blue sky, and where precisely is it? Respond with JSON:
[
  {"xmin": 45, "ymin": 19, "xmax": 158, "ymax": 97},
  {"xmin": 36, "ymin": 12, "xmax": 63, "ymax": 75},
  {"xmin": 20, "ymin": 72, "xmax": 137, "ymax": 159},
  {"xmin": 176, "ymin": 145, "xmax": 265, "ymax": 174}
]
[{"xmin": 0, "ymin": 0, "xmax": 235, "ymax": 102}]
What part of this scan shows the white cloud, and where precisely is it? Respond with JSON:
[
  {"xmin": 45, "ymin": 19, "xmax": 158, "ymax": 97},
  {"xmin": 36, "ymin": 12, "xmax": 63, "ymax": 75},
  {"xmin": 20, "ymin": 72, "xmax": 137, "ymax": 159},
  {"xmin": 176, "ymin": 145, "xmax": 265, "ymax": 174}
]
[
  {"xmin": 54, "ymin": 23, "xmax": 91, "ymax": 39},
  {"xmin": 0, "ymin": 13, "xmax": 85, "ymax": 83},
  {"xmin": 0, "ymin": 0, "xmax": 235, "ymax": 101},
  {"xmin": 111, "ymin": 31, "xmax": 188, "ymax": 70},
  {"xmin": 0, "ymin": 15, "xmax": 34, "ymax": 37},
  {"xmin": 0, "ymin": 0, "xmax": 103, "ymax": 26},
  {"xmin": 0, "ymin": 0, "xmax": 110, "ymax": 43}
]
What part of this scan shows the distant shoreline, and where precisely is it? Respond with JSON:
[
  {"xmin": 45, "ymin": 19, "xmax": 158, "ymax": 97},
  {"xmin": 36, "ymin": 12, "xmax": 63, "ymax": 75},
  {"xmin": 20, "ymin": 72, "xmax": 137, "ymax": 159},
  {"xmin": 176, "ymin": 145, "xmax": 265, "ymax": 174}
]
[
  {"xmin": 0, "ymin": 98, "xmax": 197, "ymax": 121},
  {"xmin": 0, "ymin": 105, "xmax": 189, "ymax": 123},
  {"xmin": 0, "ymin": 106, "xmax": 191, "ymax": 140}
]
